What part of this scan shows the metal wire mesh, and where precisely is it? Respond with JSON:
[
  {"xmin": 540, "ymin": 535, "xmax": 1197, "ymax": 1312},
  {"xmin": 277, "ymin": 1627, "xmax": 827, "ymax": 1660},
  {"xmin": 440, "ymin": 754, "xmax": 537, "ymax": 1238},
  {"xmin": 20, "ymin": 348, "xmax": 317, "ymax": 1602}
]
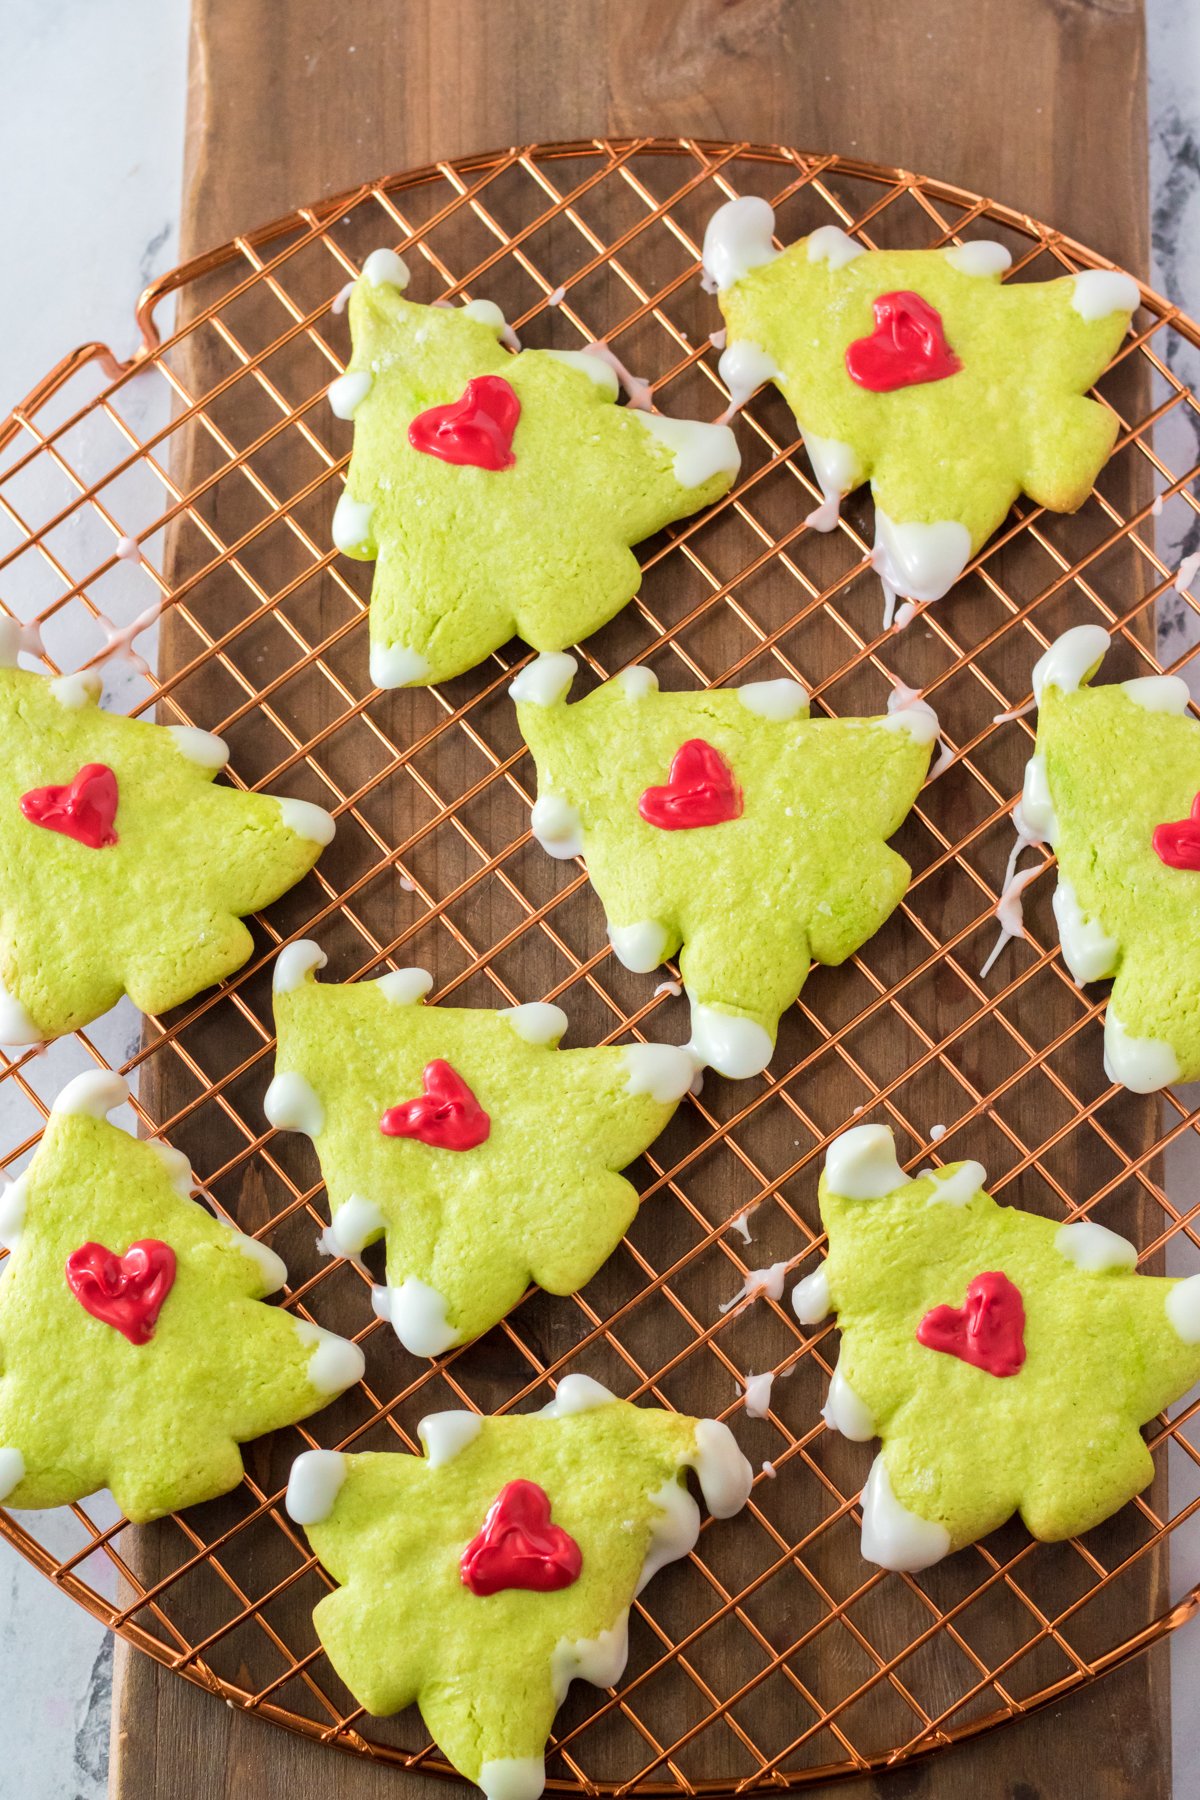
[{"xmin": 2, "ymin": 139, "xmax": 1200, "ymax": 1791}]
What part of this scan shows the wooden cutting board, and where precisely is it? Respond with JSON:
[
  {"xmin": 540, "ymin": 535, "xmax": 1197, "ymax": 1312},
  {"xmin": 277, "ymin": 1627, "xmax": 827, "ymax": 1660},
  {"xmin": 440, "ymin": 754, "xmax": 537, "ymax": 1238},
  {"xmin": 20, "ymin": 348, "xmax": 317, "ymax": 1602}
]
[{"xmin": 111, "ymin": 1, "xmax": 1159, "ymax": 1796}]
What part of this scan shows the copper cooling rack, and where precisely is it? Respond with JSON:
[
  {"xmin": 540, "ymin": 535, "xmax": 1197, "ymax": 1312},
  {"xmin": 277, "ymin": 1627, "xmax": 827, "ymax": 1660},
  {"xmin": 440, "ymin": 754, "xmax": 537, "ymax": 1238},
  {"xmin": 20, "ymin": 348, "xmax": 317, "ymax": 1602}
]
[{"xmin": 2, "ymin": 140, "xmax": 1200, "ymax": 1792}]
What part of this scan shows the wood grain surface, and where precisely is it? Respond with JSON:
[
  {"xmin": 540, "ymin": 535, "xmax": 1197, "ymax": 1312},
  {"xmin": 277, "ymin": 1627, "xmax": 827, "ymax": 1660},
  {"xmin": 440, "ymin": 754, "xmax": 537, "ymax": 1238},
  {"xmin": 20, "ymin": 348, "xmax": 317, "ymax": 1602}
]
[{"xmin": 111, "ymin": 2, "xmax": 1159, "ymax": 1797}]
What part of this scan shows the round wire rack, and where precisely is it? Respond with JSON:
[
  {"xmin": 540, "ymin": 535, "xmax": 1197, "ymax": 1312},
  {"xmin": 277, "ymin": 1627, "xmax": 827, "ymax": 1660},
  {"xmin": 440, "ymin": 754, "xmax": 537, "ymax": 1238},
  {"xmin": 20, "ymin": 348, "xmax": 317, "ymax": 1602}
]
[{"xmin": 2, "ymin": 139, "xmax": 1200, "ymax": 1792}]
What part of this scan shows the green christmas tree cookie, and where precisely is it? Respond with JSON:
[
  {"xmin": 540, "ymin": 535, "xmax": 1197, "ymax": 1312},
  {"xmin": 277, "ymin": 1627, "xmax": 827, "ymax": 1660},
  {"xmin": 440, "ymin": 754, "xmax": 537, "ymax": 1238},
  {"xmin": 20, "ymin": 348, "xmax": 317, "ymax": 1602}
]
[
  {"xmin": 792, "ymin": 1123, "xmax": 1200, "ymax": 1569},
  {"xmin": 701, "ymin": 197, "xmax": 1139, "ymax": 622},
  {"xmin": 264, "ymin": 942, "xmax": 697, "ymax": 1356},
  {"xmin": 285, "ymin": 1376, "xmax": 752, "ymax": 1798},
  {"xmin": 0, "ymin": 639, "xmax": 335, "ymax": 1045},
  {"xmin": 329, "ymin": 247, "xmax": 740, "ymax": 687},
  {"xmin": 513, "ymin": 653, "xmax": 935, "ymax": 1077},
  {"xmin": 0, "ymin": 1071, "xmax": 363, "ymax": 1522},
  {"xmin": 1014, "ymin": 624, "xmax": 1200, "ymax": 1091}
]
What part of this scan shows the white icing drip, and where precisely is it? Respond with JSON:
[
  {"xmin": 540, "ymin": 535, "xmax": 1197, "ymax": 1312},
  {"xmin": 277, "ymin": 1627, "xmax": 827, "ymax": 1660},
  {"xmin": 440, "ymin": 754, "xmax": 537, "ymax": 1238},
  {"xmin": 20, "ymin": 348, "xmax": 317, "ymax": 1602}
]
[
  {"xmin": 332, "ymin": 493, "xmax": 375, "ymax": 554},
  {"xmin": 583, "ymin": 340, "xmax": 651, "ymax": 409},
  {"xmin": 49, "ymin": 673, "xmax": 102, "ymax": 709},
  {"xmin": 636, "ymin": 412, "xmax": 741, "ymax": 490},
  {"xmin": 373, "ymin": 1278, "xmax": 460, "ymax": 1357},
  {"xmin": 0, "ymin": 1447, "xmax": 25, "ymax": 1503},
  {"xmin": 0, "ymin": 1174, "xmax": 29, "ymax": 1250},
  {"xmin": 537, "ymin": 1374, "xmax": 614, "ymax": 1418},
  {"xmin": 803, "ymin": 433, "xmax": 862, "ymax": 531},
  {"xmin": 688, "ymin": 1417, "xmax": 754, "ymax": 1517},
  {"xmin": 892, "ymin": 600, "xmax": 918, "ymax": 632},
  {"xmin": 885, "ymin": 680, "xmax": 941, "ymax": 747},
  {"xmin": 285, "ymin": 1449, "xmax": 346, "ymax": 1525},
  {"xmin": 461, "ymin": 298, "xmax": 519, "ymax": 351},
  {"xmin": 1103, "ymin": 1012, "xmax": 1180, "ymax": 1094},
  {"xmin": 399, "ymin": 875, "xmax": 416, "ymax": 893},
  {"xmin": 1052, "ymin": 878, "xmax": 1118, "ymax": 984},
  {"xmin": 328, "ymin": 370, "xmax": 373, "ymax": 419},
  {"xmin": 993, "ymin": 696, "xmax": 1036, "ymax": 724},
  {"xmin": 362, "ymin": 247, "xmax": 410, "ymax": 290},
  {"xmin": 1166, "ymin": 1274, "xmax": 1200, "ymax": 1344},
  {"xmin": 943, "ymin": 240, "xmax": 1012, "ymax": 277},
  {"xmin": 701, "ymin": 195, "xmax": 779, "ymax": 292},
  {"xmin": 151, "ymin": 1141, "xmax": 193, "ymax": 1195},
  {"xmin": 761, "ymin": 1459, "xmax": 777, "ymax": 1478},
  {"xmin": 930, "ymin": 1123, "xmax": 947, "ymax": 1141},
  {"xmin": 1121, "ymin": 675, "xmax": 1191, "ymax": 714},
  {"xmin": 376, "ymin": 968, "xmax": 433, "ymax": 1005},
  {"xmin": 979, "ymin": 864, "xmax": 1040, "ymax": 978},
  {"xmin": 608, "ymin": 920, "xmax": 669, "ymax": 973},
  {"xmin": 229, "ymin": 1229, "xmax": 288, "ymax": 1292},
  {"xmin": 550, "ymin": 1611, "xmax": 630, "ymax": 1704},
  {"xmin": 654, "ymin": 979, "xmax": 682, "ymax": 998},
  {"xmin": 728, "ymin": 1210, "xmax": 752, "ymax": 1243},
  {"xmin": 737, "ymin": 678, "xmax": 808, "ymax": 720},
  {"xmin": 719, "ymin": 1261, "xmax": 789, "ymax": 1314},
  {"xmin": 1152, "ymin": 493, "xmax": 1164, "ymax": 517},
  {"xmin": 623, "ymin": 1043, "xmax": 696, "ymax": 1104},
  {"xmin": 1031, "ymin": 624, "xmax": 1110, "ymax": 703},
  {"xmin": 1071, "ymin": 269, "xmax": 1139, "ymax": 320},
  {"xmin": 529, "ymin": 792, "xmax": 583, "ymax": 859},
  {"xmin": 715, "ymin": 339, "xmax": 780, "ymax": 421},
  {"xmin": 1055, "ymin": 1220, "xmax": 1137, "ymax": 1273},
  {"xmin": 924, "ymin": 1161, "xmax": 986, "ymax": 1207},
  {"xmin": 822, "ymin": 1360, "xmax": 876, "ymax": 1440},
  {"xmin": 616, "ymin": 665, "xmax": 658, "ymax": 698},
  {"xmin": 1176, "ymin": 551, "xmax": 1200, "ymax": 595},
  {"xmin": 52, "ymin": 1071, "xmax": 130, "ymax": 1119},
  {"xmin": 509, "ymin": 651, "xmax": 577, "ymax": 707},
  {"xmin": 369, "ymin": 641, "xmax": 431, "ymax": 688},
  {"xmin": 792, "ymin": 1264, "xmax": 832, "ymax": 1323},
  {"xmin": 273, "ymin": 939, "xmax": 326, "ymax": 993},
  {"xmin": 859, "ymin": 1455, "xmax": 951, "ymax": 1571},
  {"xmin": 323, "ymin": 1194, "xmax": 386, "ymax": 1257},
  {"xmin": 872, "ymin": 510, "xmax": 972, "ymax": 615},
  {"xmin": 331, "ymin": 279, "xmax": 355, "ymax": 315},
  {"xmin": 501, "ymin": 1002, "xmax": 567, "ymax": 1046},
  {"xmin": 295, "ymin": 1320, "xmax": 366, "ymax": 1394},
  {"xmin": 806, "ymin": 224, "xmax": 865, "ymax": 267},
  {"xmin": 276, "ymin": 797, "xmax": 336, "ymax": 846},
  {"xmin": 0, "ymin": 617, "xmax": 44, "ymax": 666},
  {"xmin": 479, "ymin": 1760, "xmax": 545, "ymax": 1800},
  {"xmin": 0, "ymin": 977, "xmax": 44, "ymax": 1047},
  {"xmin": 686, "ymin": 1002, "xmax": 773, "ymax": 1078},
  {"xmin": 97, "ymin": 596, "xmax": 164, "ymax": 680},
  {"xmin": 165, "ymin": 725, "xmax": 229, "ymax": 768},
  {"xmin": 543, "ymin": 349, "xmax": 619, "ymax": 398},
  {"xmin": 115, "ymin": 534, "xmax": 141, "ymax": 561},
  {"xmin": 263, "ymin": 1072, "xmax": 325, "ymax": 1137},
  {"xmin": 743, "ymin": 1371, "xmax": 774, "ymax": 1418},
  {"xmin": 825, "ymin": 1124, "xmax": 906, "ymax": 1200},
  {"xmin": 1015, "ymin": 753, "xmax": 1057, "ymax": 847},
  {"xmin": 547, "ymin": 285, "xmax": 565, "ymax": 307},
  {"xmin": 638, "ymin": 1476, "xmax": 701, "ymax": 1590},
  {"xmin": 417, "ymin": 1409, "xmax": 483, "ymax": 1466},
  {"xmin": 709, "ymin": 328, "xmax": 726, "ymax": 350}
]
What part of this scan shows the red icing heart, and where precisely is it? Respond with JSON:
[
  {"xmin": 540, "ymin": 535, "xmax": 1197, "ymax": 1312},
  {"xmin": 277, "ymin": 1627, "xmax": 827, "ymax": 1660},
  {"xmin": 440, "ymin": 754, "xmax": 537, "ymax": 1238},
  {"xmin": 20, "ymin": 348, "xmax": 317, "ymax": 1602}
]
[
  {"xmin": 917, "ymin": 1270, "xmax": 1026, "ymax": 1378},
  {"xmin": 460, "ymin": 1479, "xmax": 582, "ymax": 1596},
  {"xmin": 638, "ymin": 738, "xmax": 743, "ymax": 831},
  {"xmin": 65, "ymin": 1239, "xmax": 176, "ymax": 1345},
  {"xmin": 845, "ymin": 291, "xmax": 963, "ymax": 393},
  {"xmin": 1153, "ymin": 792, "xmax": 1200, "ymax": 871},
  {"xmin": 408, "ymin": 374, "xmax": 520, "ymax": 470},
  {"xmin": 379, "ymin": 1059, "xmax": 491, "ymax": 1150},
  {"xmin": 20, "ymin": 762, "xmax": 119, "ymax": 848}
]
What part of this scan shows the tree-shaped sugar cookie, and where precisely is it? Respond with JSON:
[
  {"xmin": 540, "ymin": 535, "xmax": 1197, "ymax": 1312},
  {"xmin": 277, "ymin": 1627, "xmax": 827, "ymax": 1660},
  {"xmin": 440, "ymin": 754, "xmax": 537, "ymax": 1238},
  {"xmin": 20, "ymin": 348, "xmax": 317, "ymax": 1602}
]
[
  {"xmin": 702, "ymin": 197, "xmax": 1139, "ymax": 621},
  {"xmin": 792, "ymin": 1123, "xmax": 1200, "ymax": 1569},
  {"xmin": 264, "ymin": 943, "xmax": 696, "ymax": 1355},
  {"xmin": 1014, "ymin": 624, "xmax": 1200, "ymax": 1091},
  {"xmin": 0, "ymin": 1071, "xmax": 363, "ymax": 1522},
  {"xmin": 330, "ymin": 248, "xmax": 740, "ymax": 687},
  {"xmin": 286, "ymin": 1376, "xmax": 752, "ymax": 1798},
  {"xmin": 0, "ymin": 645, "xmax": 334, "ymax": 1045},
  {"xmin": 513, "ymin": 654, "xmax": 934, "ymax": 1077}
]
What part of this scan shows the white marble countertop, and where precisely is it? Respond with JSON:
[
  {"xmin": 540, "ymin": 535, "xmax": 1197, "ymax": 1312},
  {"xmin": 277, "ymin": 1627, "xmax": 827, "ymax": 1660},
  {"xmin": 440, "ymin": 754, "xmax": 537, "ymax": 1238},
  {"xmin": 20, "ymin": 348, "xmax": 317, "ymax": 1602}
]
[{"xmin": 0, "ymin": 1, "xmax": 1198, "ymax": 1793}]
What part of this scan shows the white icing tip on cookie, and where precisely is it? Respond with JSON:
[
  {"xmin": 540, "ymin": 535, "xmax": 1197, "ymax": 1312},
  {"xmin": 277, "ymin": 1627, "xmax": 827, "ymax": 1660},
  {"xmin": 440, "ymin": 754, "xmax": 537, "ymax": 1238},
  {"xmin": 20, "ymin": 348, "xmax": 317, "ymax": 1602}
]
[
  {"xmin": 538, "ymin": 1373, "xmax": 615, "ymax": 1418},
  {"xmin": 460, "ymin": 297, "xmax": 507, "ymax": 334},
  {"xmin": 616, "ymin": 665, "xmax": 658, "ymax": 699},
  {"xmin": 550, "ymin": 1613, "xmax": 630, "ymax": 1705},
  {"xmin": 806, "ymin": 224, "xmax": 866, "ymax": 268},
  {"xmin": 1120, "ymin": 675, "xmax": 1191, "ymax": 714},
  {"xmin": 1055, "ymin": 1219, "xmax": 1138, "ymax": 1274},
  {"xmin": 230, "ymin": 1229, "xmax": 289, "ymax": 1292},
  {"xmin": 872, "ymin": 510, "xmax": 972, "ymax": 607},
  {"xmin": 639, "ymin": 1476, "xmax": 701, "ymax": 1592},
  {"xmin": 49, "ymin": 673, "xmax": 102, "ymax": 710},
  {"xmin": 822, "ymin": 1360, "xmax": 876, "ymax": 1441},
  {"xmin": 417, "ymin": 1409, "xmax": 483, "ymax": 1466},
  {"xmin": 0, "ymin": 1447, "xmax": 25, "ymax": 1504},
  {"xmin": 376, "ymin": 967, "xmax": 433, "ymax": 1006},
  {"xmin": 688, "ymin": 1417, "xmax": 754, "ymax": 1518},
  {"xmin": 277, "ymin": 797, "xmax": 336, "ymax": 846},
  {"xmin": 1052, "ymin": 879, "xmax": 1118, "ymax": 985},
  {"xmin": 0, "ymin": 977, "xmax": 45, "ymax": 1047},
  {"xmin": 1071, "ymin": 269, "xmax": 1139, "ymax": 321},
  {"xmin": 479, "ymin": 1757, "xmax": 546, "ymax": 1800},
  {"xmin": 150, "ymin": 1141, "xmax": 194, "ymax": 1196},
  {"xmin": 743, "ymin": 1371, "xmax": 774, "ymax": 1418},
  {"xmin": 361, "ymin": 247, "xmax": 410, "ymax": 290},
  {"xmin": 622, "ymin": 1042, "xmax": 696, "ymax": 1105},
  {"xmin": 264, "ymin": 1072, "xmax": 325, "ymax": 1138},
  {"xmin": 686, "ymin": 1003, "xmax": 773, "ymax": 1079},
  {"xmin": 737, "ymin": 678, "xmax": 809, "ymax": 720},
  {"xmin": 529, "ymin": 792, "xmax": 583, "ymax": 860},
  {"xmin": 369, "ymin": 640, "xmax": 432, "ymax": 688},
  {"xmin": 608, "ymin": 919, "xmax": 669, "ymax": 973},
  {"xmin": 331, "ymin": 492, "xmax": 375, "ymax": 555},
  {"xmin": 792, "ymin": 1264, "xmax": 832, "ymax": 1324},
  {"xmin": 165, "ymin": 725, "xmax": 230, "ymax": 768},
  {"xmin": 804, "ymin": 433, "xmax": 862, "ymax": 528},
  {"xmin": 273, "ymin": 939, "xmax": 327, "ymax": 993},
  {"xmin": 716, "ymin": 339, "xmax": 780, "ymax": 414},
  {"xmin": 509, "ymin": 651, "xmax": 577, "ymax": 707},
  {"xmin": 323, "ymin": 1194, "xmax": 386, "ymax": 1258},
  {"xmin": 1102, "ymin": 1012, "xmax": 1180, "ymax": 1094},
  {"xmin": 943, "ymin": 240, "xmax": 1012, "ymax": 277},
  {"xmin": 924, "ymin": 1161, "xmax": 986, "ymax": 1208},
  {"xmin": 285, "ymin": 1448, "xmax": 347, "ymax": 1525},
  {"xmin": 701, "ymin": 194, "xmax": 779, "ymax": 292},
  {"xmin": 501, "ymin": 1002, "xmax": 568, "ymax": 1046},
  {"xmin": 374, "ymin": 1277, "xmax": 460, "ymax": 1357},
  {"xmin": 0, "ymin": 616, "xmax": 44, "ymax": 667},
  {"xmin": 885, "ymin": 682, "xmax": 941, "ymax": 745},
  {"xmin": 1031, "ymin": 624, "xmax": 1110, "ymax": 703},
  {"xmin": 636, "ymin": 412, "xmax": 741, "ymax": 490},
  {"xmin": 295, "ymin": 1320, "xmax": 366, "ymax": 1394},
  {"xmin": 1166, "ymin": 1274, "xmax": 1200, "ymax": 1344},
  {"xmin": 52, "ymin": 1071, "xmax": 130, "ymax": 1120},
  {"xmin": 1016, "ymin": 753, "xmax": 1057, "ymax": 846},
  {"xmin": 859, "ymin": 1454, "xmax": 951, "ymax": 1572},
  {"xmin": 0, "ymin": 1174, "xmax": 29, "ymax": 1250},
  {"xmin": 328, "ymin": 369, "xmax": 373, "ymax": 419},
  {"xmin": 544, "ymin": 348, "xmax": 620, "ymax": 396},
  {"xmin": 824, "ymin": 1124, "xmax": 907, "ymax": 1200}
]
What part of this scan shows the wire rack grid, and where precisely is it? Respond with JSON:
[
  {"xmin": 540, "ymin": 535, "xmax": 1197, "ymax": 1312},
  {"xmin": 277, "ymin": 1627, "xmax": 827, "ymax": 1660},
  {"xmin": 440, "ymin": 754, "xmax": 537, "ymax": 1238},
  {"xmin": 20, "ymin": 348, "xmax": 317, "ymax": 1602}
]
[{"xmin": 2, "ymin": 138, "xmax": 1200, "ymax": 1793}]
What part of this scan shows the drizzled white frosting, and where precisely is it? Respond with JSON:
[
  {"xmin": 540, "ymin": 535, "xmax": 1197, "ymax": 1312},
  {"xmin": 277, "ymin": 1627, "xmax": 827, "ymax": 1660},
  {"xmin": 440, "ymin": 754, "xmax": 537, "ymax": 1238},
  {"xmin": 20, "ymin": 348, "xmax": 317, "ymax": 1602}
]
[
  {"xmin": 686, "ymin": 1002, "xmax": 772, "ymax": 1079},
  {"xmin": 152, "ymin": 1141, "xmax": 193, "ymax": 1195},
  {"xmin": 1031, "ymin": 624, "xmax": 1109, "ymax": 703},
  {"xmin": 295, "ymin": 1320, "xmax": 366, "ymax": 1394},
  {"xmin": 719, "ymin": 1261, "xmax": 789, "ymax": 1314},
  {"xmin": 322, "ymin": 1194, "xmax": 386, "ymax": 1258},
  {"xmin": 273, "ymin": 939, "xmax": 327, "ymax": 993},
  {"xmin": 1055, "ymin": 1220, "xmax": 1137, "ymax": 1273},
  {"xmin": 701, "ymin": 195, "xmax": 779, "ymax": 292},
  {"xmin": 0, "ymin": 1174, "xmax": 29, "ymax": 1250},
  {"xmin": 1015, "ymin": 753, "xmax": 1057, "ymax": 846},
  {"xmin": 737, "ymin": 678, "xmax": 809, "ymax": 720},
  {"xmin": 529, "ymin": 792, "xmax": 583, "ymax": 859},
  {"xmin": 1166, "ymin": 1273, "xmax": 1200, "ymax": 1344},
  {"xmin": 924, "ymin": 1161, "xmax": 986, "ymax": 1207},
  {"xmin": 872, "ymin": 511, "xmax": 972, "ymax": 617},
  {"xmin": 806, "ymin": 225, "xmax": 864, "ymax": 268},
  {"xmin": 1071, "ymin": 269, "xmax": 1139, "ymax": 321},
  {"xmin": 1120, "ymin": 675, "xmax": 1191, "ymax": 714},
  {"xmin": 792, "ymin": 1264, "xmax": 832, "ymax": 1324},
  {"xmin": 376, "ymin": 967, "xmax": 433, "ymax": 1005},
  {"xmin": 372, "ymin": 1277, "xmax": 460, "ymax": 1357},
  {"xmin": 608, "ymin": 920, "xmax": 669, "ymax": 973},
  {"xmin": 49, "ymin": 673, "xmax": 102, "ymax": 710},
  {"xmin": 716, "ymin": 340, "xmax": 780, "ymax": 418},
  {"xmin": 263, "ymin": 1072, "xmax": 325, "ymax": 1137},
  {"xmin": 362, "ymin": 247, "xmax": 410, "ymax": 290},
  {"xmin": 501, "ymin": 1002, "xmax": 567, "ymax": 1046},
  {"xmin": 52, "ymin": 1071, "xmax": 129, "ymax": 1119},
  {"xmin": 803, "ymin": 433, "xmax": 862, "ymax": 531},
  {"xmin": 1051, "ymin": 878, "xmax": 1118, "ymax": 985},
  {"xmin": 743, "ymin": 1371, "xmax": 774, "ymax": 1418},
  {"xmin": 479, "ymin": 1760, "xmax": 545, "ymax": 1800},
  {"xmin": 277, "ymin": 797, "xmax": 336, "ymax": 846},
  {"xmin": 509, "ymin": 651, "xmax": 577, "ymax": 707},
  {"xmin": 822, "ymin": 1360, "xmax": 875, "ymax": 1440},
  {"xmin": 285, "ymin": 1449, "xmax": 347, "ymax": 1524},
  {"xmin": 545, "ymin": 349, "xmax": 618, "ymax": 396},
  {"xmin": 328, "ymin": 370, "xmax": 373, "ymax": 419},
  {"xmin": 165, "ymin": 725, "xmax": 230, "ymax": 768},
  {"xmin": 417, "ymin": 1409, "xmax": 483, "ymax": 1466},
  {"xmin": 688, "ymin": 1417, "xmax": 754, "ymax": 1516},
  {"xmin": 616, "ymin": 665, "xmax": 658, "ymax": 699},
  {"xmin": 859, "ymin": 1454, "xmax": 950, "ymax": 1571},
  {"xmin": 0, "ymin": 1447, "xmax": 25, "ymax": 1503},
  {"xmin": 537, "ymin": 1373, "xmax": 614, "ymax": 1418},
  {"xmin": 622, "ymin": 1043, "xmax": 696, "ymax": 1104},
  {"xmin": 550, "ymin": 1612, "xmax": 629, "ymax": 1704},
  {"xmin": 943, "ymin": 241, "xmax": 1012, "ymax": 277},
  {"xmin": 1103, "ymin": 1012, "xmax": 1180, "ymax": 1094},
  {"xmin": 331, "ymin": 493, "xmax": 375, "ymax": 554},
  {"xmin": 824, "ymin": 1124, "xmax": 906, "ymax": 1199},
  {"xmin": 369, "ymin": 641, "xmax": 432, "ymax": 688},
  {"xmin": 635, "ymin": 412, "xmax": 741, "ymax": 489},
  {"xmin": 0, "ymin": 977, "xmax": 44, "ymax": 1047}
]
